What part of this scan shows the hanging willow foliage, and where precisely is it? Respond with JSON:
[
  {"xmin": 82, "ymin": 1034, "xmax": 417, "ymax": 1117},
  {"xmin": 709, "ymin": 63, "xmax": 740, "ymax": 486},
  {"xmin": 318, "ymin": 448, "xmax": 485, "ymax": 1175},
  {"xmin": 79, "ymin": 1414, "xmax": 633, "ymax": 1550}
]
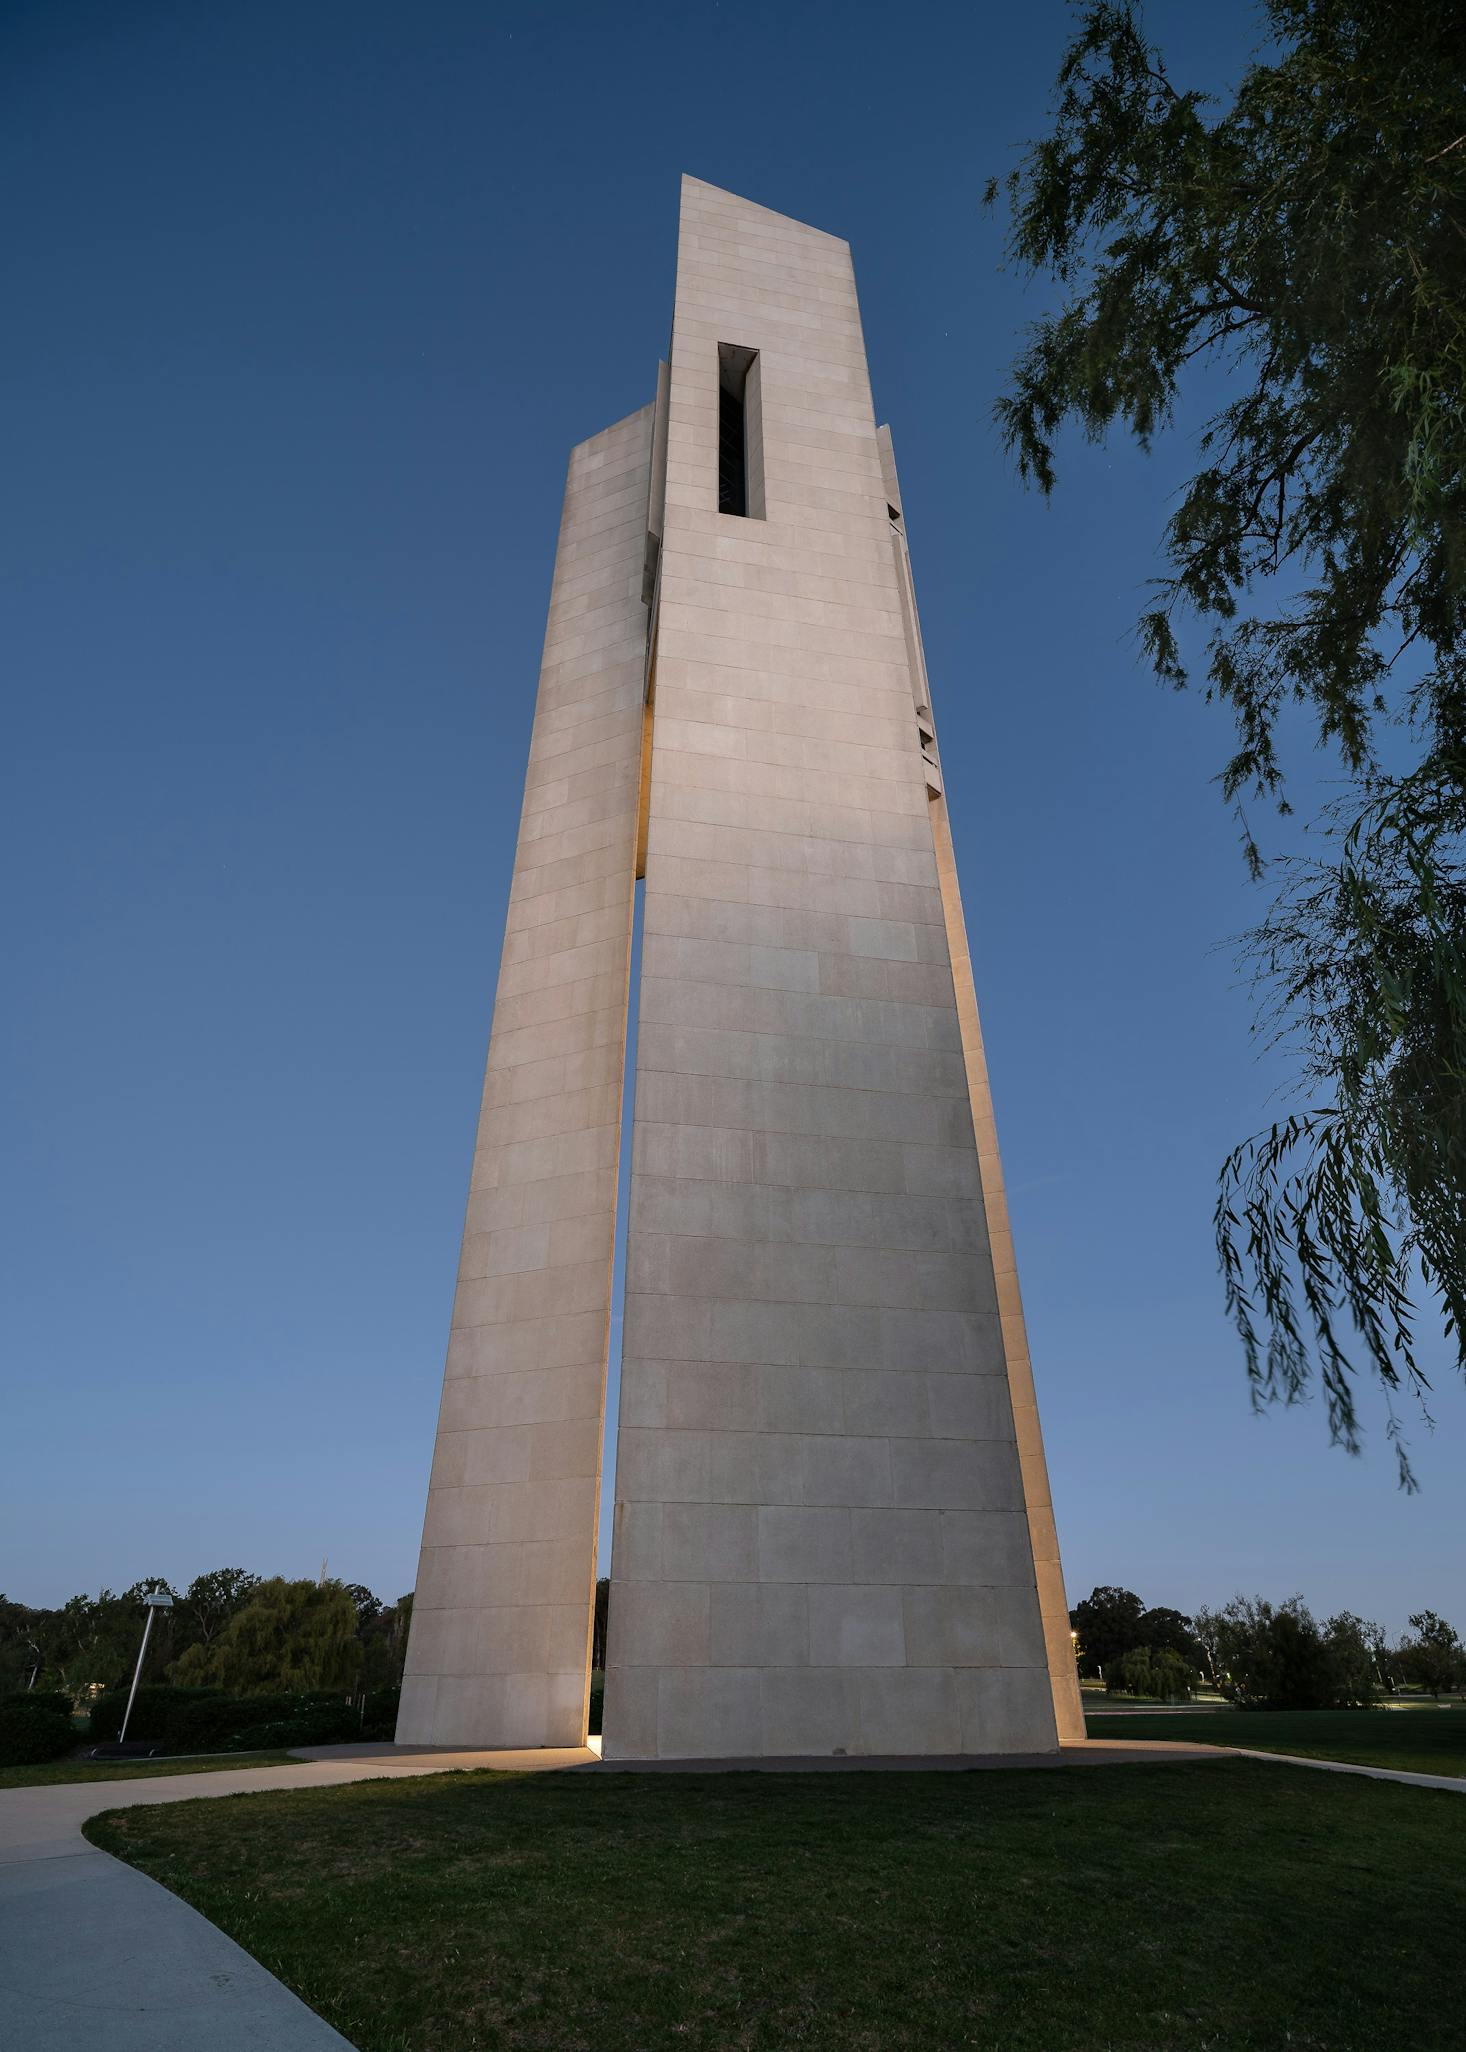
[
  {"xmin": 989, "ymin": 0, "xmax": 1466, "ymax": 1474},
  {"xmin": 1219, "ymin": 770, "xmax": 1466, "ymax": 1481}
]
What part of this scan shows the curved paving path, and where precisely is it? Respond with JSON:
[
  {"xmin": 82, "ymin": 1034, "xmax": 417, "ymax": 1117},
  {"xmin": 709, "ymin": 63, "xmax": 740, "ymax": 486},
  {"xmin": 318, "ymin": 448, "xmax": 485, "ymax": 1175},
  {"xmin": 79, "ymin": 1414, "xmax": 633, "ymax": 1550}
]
[
  {"xmin": 0, "ymin": 1745, "xmax": 592, "ymax": 2051},
  {"xmin": 2, "ymin": 1736, "xmax": 1458, "ymax": 2049}
]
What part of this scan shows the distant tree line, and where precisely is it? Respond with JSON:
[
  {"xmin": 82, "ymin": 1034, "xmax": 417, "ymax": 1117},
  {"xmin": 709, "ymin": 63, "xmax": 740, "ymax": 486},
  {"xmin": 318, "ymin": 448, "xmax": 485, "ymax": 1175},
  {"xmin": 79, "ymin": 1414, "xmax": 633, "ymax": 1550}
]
[
  {"xmin": 1071, "ymin": 1585, "xmax": 1465, "ymax": 1708},
  {"xmin": 0, "ymin": 1571, "xmax": 414, "ymax": 1703}
]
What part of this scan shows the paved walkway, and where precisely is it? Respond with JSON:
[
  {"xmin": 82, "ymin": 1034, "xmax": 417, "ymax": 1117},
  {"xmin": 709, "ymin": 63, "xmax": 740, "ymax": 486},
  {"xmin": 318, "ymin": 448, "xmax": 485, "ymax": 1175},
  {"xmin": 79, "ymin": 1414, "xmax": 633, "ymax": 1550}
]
[
  {"xmin": 577, "ymin": 1739, "xmax": 1466, "ymax": 1790},
  {"xmin": 0, "ymin": 1745, "xmax": 592, "ymax": 2051},
  {"xmin": 2, "ymin": 1736, "xmax": 1459, "ymax": 2049},
  {"xmin": 575, "ymin": 1737, "xmax": 1229, "ymax": 1772},
  {"xmin": 1222, "ymin": 1747, "xmax": 1466, "ymax": 1794}
]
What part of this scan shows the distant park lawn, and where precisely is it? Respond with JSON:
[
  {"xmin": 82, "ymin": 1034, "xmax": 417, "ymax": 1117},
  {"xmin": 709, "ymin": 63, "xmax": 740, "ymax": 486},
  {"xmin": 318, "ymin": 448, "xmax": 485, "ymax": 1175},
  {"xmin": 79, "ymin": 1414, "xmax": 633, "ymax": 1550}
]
[
  {"xmin": 0, "ymin": 1750, "xmax": 299, "ymax": 1790},
  {"xmin": 1088, "ymin": 1706, "xmax": 1466, "ymax": 1779},
  {"xmin": 88, "ymin": 1760, "xmax": 1462, "ymax": 2052}
]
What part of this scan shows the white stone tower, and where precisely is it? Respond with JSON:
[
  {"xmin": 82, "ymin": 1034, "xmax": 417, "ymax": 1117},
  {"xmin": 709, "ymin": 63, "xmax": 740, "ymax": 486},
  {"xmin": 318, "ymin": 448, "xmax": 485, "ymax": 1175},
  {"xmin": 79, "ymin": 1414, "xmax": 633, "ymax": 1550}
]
[{"xmin": 397, "ymin": 177, "xmax": 1083, "ymax": 1759}]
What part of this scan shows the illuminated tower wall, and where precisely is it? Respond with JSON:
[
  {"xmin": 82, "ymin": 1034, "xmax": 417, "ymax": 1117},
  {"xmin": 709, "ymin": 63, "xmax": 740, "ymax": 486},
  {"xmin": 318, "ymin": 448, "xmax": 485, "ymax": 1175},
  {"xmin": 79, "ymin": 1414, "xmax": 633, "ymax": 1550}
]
[{"xmin": 398, "ymin": 178, "xmax": 1083, "ymax": 1758}]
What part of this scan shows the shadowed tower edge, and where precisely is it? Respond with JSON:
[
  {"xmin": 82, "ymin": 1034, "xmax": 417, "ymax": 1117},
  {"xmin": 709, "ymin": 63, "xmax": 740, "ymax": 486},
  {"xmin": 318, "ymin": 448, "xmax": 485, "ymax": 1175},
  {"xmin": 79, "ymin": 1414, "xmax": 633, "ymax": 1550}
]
[{"xmin": 397, "ymin": 177, "xmax": 1084, "ymax": 1758}]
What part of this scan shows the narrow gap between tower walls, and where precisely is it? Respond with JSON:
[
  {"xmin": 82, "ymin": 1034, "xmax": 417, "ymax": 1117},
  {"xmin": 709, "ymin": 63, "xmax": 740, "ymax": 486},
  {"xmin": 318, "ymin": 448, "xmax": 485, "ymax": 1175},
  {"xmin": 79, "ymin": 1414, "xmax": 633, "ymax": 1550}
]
[{"xmin": 594, "ymin": 870, "xmax": 645, "ymax": 1609}]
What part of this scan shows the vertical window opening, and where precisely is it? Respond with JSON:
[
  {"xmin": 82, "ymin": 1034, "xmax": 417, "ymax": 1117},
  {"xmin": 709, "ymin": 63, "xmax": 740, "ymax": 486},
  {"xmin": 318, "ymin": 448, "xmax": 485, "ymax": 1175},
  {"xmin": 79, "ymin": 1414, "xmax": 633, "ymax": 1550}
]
[
  {"xmin": 718, "ymin": 343, "xmax": 763, "ymax": 518},
  {"xmin": 718, "ymin": 385, "xmax": 747, "ymax": 515}
]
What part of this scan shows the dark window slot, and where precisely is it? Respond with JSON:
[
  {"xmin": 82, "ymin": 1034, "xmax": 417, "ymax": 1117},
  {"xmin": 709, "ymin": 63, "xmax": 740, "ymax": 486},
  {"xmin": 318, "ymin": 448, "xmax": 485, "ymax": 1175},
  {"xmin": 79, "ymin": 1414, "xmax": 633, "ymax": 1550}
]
[
  {"xmin": 719, "ymin": 385, "xmax": 747, "ymax": 515},
  {"xmin": 717, "ymin": 343, "xmax": 763, "ymax": 519}
]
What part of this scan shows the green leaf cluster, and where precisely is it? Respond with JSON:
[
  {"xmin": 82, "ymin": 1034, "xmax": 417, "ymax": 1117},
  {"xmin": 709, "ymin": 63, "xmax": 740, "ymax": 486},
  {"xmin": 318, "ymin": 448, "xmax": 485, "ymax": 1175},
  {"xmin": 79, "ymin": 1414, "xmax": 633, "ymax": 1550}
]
[
  {"xmin": 991, "ymin": 0, "xmax": 1466, "ymax": 1472},
  {"xmin": 1069, "ymin": 1583, "xmax": 1205, "ymax": 1675},
  {"xmin": 1104, "ymin": 1644, "xmax": 1196, "ymax": 1698},
  {"xmin": 172, "ymin": 1577, "xmax": 362, "ymax": 1695},
  {"xmin": 1194, "ymin": 1593, "xmax": 1383, "ymax": 1707},
  {"xmin": 1, "ymin": 1570, "xmax": 413, "ymax": 1701}
]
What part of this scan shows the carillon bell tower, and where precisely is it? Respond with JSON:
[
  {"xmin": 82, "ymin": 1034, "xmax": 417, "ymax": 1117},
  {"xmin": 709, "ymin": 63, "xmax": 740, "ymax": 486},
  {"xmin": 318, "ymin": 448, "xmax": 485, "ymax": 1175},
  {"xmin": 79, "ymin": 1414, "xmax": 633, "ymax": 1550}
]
[{"xmin": 397, "ymin": 178, "xmax": 1083, "ymax": 1760}]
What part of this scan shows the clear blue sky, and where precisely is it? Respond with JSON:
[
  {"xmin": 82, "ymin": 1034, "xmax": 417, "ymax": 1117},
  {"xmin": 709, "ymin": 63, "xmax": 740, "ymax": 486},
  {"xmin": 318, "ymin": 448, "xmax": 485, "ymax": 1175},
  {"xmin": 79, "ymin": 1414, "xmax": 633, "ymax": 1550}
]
[{"xmin": 5, "ymin": 0, "xmax": 1460, "ymax": 1636}]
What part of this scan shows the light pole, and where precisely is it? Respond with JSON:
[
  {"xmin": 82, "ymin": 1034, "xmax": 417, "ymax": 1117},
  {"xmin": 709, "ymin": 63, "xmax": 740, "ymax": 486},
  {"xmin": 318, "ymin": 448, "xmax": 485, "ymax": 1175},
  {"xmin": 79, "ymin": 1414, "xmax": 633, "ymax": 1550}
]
[{"xmin": 118, "ymin": 1593, "xmax": 173, "ymax": 1746}]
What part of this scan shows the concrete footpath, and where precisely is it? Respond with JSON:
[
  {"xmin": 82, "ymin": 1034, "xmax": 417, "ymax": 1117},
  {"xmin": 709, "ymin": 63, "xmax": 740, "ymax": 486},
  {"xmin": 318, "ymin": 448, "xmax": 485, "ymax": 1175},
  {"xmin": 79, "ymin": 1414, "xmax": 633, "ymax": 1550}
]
[
  {"xmin": 0, "ymin": 1744, "xmax": 593, "ymax": 2051},
  {"xmin": 1222, "ymin": 1747, "xmax": 1466, "ymax": 1794},
  {"xmin": 2, "ymin": 1736, "xmax": 1459, "ymax": 2050}
]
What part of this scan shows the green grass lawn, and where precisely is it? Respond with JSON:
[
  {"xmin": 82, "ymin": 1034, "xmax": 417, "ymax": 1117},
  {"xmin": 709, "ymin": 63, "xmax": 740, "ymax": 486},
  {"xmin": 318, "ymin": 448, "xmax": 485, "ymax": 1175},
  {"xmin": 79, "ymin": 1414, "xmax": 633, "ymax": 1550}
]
[
  {"xmin": 87, "ymin": 1759, "xmax": 1463, "ymax": 2052},
  {"xmin": 1087, "ymin": 1706, "xmax": 1466, "ymax": 1777},
  {"xmin": 0, "ymin": 1750, "xmax": 299, "ymax": 1790}
]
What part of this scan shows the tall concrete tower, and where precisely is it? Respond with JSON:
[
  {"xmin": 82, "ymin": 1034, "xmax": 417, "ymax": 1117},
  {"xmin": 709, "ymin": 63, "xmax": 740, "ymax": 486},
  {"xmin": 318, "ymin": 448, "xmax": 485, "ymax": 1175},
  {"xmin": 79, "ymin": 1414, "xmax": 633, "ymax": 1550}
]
[{"xmin": 397, "ymin": 178, "xmax": 1083, "ymax": 1759}]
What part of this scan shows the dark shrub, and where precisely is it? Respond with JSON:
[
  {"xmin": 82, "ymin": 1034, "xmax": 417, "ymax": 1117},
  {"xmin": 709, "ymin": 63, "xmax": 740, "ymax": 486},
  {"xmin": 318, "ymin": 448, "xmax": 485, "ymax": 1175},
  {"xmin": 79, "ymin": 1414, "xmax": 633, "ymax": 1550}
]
[
  {"xmin": 360, "ymin": 1687, "xmax": 400, "ymax": 1740},
  {"xmin": 295, "ymin": 1699, "xmax": 359, "ymax": 1746},
  {"xmin": 1242, "ymin": 1608, "xmax": 1339, "ymax": 1709},
  {"xmin": 226, "ymin": 1701, "xmax": 359, "ymax": 1750},
  {"xmin": 588, "ymin": 1676, "xmax": 604, "ymax": 1737},
  {"xmin": 2, "ymin": 1690, "xmax": 73, "ymax": 1719},
  {"xmin": 1106, "ymin": 1647, "xmax": 1195, "ymax": 1700},
  {"xmin": 0, "ymin": 1704, "xmax": 76, "ymax": 1766},
  {"xmin": 90, "ymin": 1686, "xmax": 356, "ymax": 1753},
  {"xmin": 169, "ymin": 1694, "xmax": 295, "ymax": 1752},
  {"xmin": 1205, "ymin": 1597, "xmax": 1367, "ymax": 1710},
  {"xmin": 89, "ymin": 1684, "xmax": 226, "ymax": 1745}
]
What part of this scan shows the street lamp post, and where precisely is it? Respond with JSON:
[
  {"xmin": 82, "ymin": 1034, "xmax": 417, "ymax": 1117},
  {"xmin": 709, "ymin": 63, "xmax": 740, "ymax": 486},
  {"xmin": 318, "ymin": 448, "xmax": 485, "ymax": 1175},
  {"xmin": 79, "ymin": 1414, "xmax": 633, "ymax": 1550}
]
[{"xmin": 118, "ymin": 1593, "xmax": 174, "ymax": 1746}]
